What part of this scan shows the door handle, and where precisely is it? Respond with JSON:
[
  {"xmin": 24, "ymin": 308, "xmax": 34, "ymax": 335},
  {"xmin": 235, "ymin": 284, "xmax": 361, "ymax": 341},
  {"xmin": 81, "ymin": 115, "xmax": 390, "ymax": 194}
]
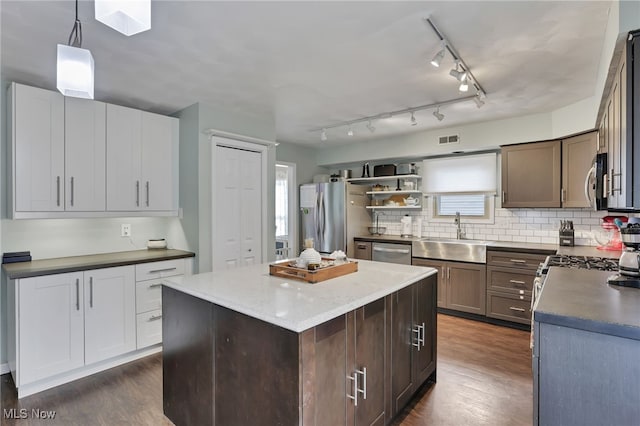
[
  {"xmin": 509, "ymin": 279, "xmax": 526, "ymax": 285},
  {"xmin": 356, "ymin": 367, "xmax": 367, "ymax": 400},
  {"xmin": 502, "ymin": 191, "xmax": 506, "ymax": 204},
  {"xmin": 346, "ymin": 372, "xmax": 358, "ymax": 406},
  {"xmin": 56, "ymin": 176, "xmax": 61, "ymax": 207},
  {"xmin": 149, "ymin": 283, "xmax": 163, "ymax": 289},
  {"xmin": 412, "ymin": 325, "xmax": 421, "ymax": 350},
  {"xmin": 420, "ymin": 322, "xmax": 426, "ymax": 348},
  {"xmin": 89, "ymin": 277, "xmax": 94, "ymax": 308},
  {"xmin": 148, "ymin": 267, "xmax": 177, "ymax": 274},
  {"xmin": 148, "ymin": 314, "xmax": 163, "ymax": 321},
  {"xmin": 510, "ymin": 259, "xmax": 527, "ymax": 264},
  {"xmin": 136, "ymin": 181, "xmax": 140, "ymax": 207},
  {"xmin": 75, "ymin": 278, "xmax": 80, "ymax": 311},
  {"xmin": 509, "ymin": 306, "xmax": 526, "ymax": 312},
  {"xmin": 70, "ymin": 176, "xmax": 75, "ymax": 207},
  {"xmin": 146, "ymin": 181, "xmax": 150, "ymax": 207},
  {"xmin": 373, "ymin": 247, "xmax": 410, "ymax": 254}
]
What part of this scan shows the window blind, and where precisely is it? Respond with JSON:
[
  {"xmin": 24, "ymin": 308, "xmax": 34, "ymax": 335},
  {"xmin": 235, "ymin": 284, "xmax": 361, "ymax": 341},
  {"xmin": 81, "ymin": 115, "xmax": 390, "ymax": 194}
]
[
  {"xmin": 422, "ymin": 153, "xmax": 497, "ymax": 194},
  {"xmin": 437, "ymin": 194, "xmax": 486, "ymax": 216}
]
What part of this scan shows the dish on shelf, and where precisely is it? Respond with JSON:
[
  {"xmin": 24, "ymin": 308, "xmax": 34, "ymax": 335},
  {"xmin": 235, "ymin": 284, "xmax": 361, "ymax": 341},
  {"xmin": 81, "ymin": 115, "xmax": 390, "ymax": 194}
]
[{"xmin": 404, "ymin": 196, "xmax": 418, "ymax": 206}]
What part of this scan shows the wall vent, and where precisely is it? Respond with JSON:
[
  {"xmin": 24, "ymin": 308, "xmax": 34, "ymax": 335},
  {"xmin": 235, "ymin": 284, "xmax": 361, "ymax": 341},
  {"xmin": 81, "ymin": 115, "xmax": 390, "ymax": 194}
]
[{"xmin": 438, "ymin": 134, "xmax": 460, "ymax": 145}]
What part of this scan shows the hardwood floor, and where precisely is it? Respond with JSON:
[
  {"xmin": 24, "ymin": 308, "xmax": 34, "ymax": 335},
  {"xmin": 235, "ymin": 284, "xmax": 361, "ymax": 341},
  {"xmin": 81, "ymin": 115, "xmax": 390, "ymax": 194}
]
[{"xmin": 1, "ymin": 314, "xmax": 532, "ymax": 425}]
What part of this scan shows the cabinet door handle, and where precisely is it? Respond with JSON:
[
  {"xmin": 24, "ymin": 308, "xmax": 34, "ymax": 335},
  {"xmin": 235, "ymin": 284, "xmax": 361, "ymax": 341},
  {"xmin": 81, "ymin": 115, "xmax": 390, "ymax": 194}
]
[
  {"xmin": 502, "ymin": 191, "xmax": 506, "ymax": 204},
  {"xmin": 421, "ymin": 322, "xmax": 426, "ymax": 348},
  {"xmin": 89, "ymin": 277, "xmax": 94, "ymax": 308},
  {"xmin": 149, "ymin": 267, "xmax": 177, "ymax": 274},
  {"xmin": 56, "ymin": 176, "xmax": 61, "ymax": 207},
  {"xmin": 509, "ymin": 279, "xmax": 526, "ymax": 285},
  {"xmin": 509, "ymin": 306, "xmax": 526, "ymax": 312},
  {"xmin": 609, "ymin": 168, "xmax": 614, "ymax": 196},
  {"xmin": 412, "ymin": 325, "xmax": 421, "ymax": 350},
  {"xmin": 70, "ymin": 176, "xmax": 75, "ymax": 207},
  {"xmin": 146, "ymin": 181, "xmax": 150, "ymax": 207},
  {"xmin": 356, "ymin": 244, "xmax": 367, "ymax": 249},
  {"xmin": 356, "ymin": 367, "xmax": 367, "ymax": 400},
  {"xmin": 447, "ymin": 267, "xmax": 450, "ymax": 280},
  {"xmin": 75, "ymin": 278, "xmax": 80, "ymax": 311},
  {"xmin": 510, "ymin": 259, "xmax": 527, "ymax": 264},
  {"xmin": 561, "ymin": 188, "xmax": 566, "ymax": 203},
  {"xmin": 136, "ymin": 180, "xmax": 140, "ymax": 207},
  {"xmin": 149, "ymin": 283, "xmax": 163, "ymax": 289},
  {"xmin": 149, "ymin": 314, "xmax": 163, "ymax": 321},
  {"xmin": 346, "ymin": 372, "xmax": 358, "ymax": 406}
]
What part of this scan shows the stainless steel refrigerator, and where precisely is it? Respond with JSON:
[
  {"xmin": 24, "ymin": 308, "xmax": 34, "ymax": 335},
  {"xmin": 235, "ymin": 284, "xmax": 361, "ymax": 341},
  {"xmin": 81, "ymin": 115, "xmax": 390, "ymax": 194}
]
[{"xmin": 300, "ymin": 181, "xmax": 369, "ymax": 257}]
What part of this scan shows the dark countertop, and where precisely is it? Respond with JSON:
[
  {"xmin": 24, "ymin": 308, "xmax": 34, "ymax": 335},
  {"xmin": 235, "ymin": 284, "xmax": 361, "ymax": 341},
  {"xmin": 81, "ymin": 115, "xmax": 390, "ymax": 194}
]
[
  {"xmin": 3, "ymin": 249, "xmax": 196, "ymax": 279},
  {"xmin": 356, "ymin": 235, "xmax": 622, "ymax": 259},
  {"xmin": 534, "ymin": 267, "xmax": 640, "ymax": 341}
]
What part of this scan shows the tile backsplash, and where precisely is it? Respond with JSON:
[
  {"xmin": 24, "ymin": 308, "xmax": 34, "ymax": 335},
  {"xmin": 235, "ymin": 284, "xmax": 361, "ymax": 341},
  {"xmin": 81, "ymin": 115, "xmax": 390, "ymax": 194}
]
[{"xmin": 376, "ymin": 208, "xmax": 614, "ymax": 246}]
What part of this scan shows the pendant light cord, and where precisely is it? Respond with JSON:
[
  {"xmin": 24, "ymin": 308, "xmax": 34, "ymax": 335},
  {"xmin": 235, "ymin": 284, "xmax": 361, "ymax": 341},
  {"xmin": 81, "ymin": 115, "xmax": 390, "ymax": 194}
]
[{"xmin": 67, "ymin": 0, "xmax": 83, "ymax": 48}]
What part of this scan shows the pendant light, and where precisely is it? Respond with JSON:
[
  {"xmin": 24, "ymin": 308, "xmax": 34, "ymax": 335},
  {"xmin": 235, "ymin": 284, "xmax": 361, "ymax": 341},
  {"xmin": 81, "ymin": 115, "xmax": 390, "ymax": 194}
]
[
  {"xmin": 95, "ymin": 0, "xmax": 151, "ymax": 36},
  {"xmin": 57, "ymin": 0, "xmax": 94, "ymax": 99}
]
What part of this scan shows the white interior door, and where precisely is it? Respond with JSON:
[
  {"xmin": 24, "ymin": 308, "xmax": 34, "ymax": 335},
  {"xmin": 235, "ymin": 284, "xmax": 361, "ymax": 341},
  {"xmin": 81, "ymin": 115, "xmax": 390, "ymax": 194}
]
[{"xmin": 215, "ymin": 145, "xmax": 263, "ymax": 269}]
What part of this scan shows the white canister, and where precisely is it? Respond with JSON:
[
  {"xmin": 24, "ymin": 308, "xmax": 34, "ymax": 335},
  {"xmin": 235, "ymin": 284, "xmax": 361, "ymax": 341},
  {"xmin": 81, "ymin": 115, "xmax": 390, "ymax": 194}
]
[{"xmin": 401, "ymin": 215, "xmax": 412, "ymax": 237}]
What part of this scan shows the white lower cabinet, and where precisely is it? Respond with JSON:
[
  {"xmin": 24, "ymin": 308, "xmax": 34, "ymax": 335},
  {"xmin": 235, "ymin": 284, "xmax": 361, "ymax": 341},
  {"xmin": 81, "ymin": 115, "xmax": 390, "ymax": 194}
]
[
  {"xmin": 134, "ymin": 259, "xmax": 187, "ymax": 349},
  {"xmin": 13, "ymin": 266, "xmax": 136, "ymax": 389},
  {"xmin": 84, "ymin": 266, "xmax": 136, "ymax": 364},
  {"xmin": 18, "ymin": 272, "xmax": 85, "ymax": 385}
]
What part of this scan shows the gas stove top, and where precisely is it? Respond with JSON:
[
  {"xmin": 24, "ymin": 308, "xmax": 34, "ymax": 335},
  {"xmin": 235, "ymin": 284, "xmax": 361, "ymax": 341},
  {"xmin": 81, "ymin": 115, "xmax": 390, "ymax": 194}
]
[{"xmin": 539, "ymin": 255, "xmax": 619, "ymax": 275}]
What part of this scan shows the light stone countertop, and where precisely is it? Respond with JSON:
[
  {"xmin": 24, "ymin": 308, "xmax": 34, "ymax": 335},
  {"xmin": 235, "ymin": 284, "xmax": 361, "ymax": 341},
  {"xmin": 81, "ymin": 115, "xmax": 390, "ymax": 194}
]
[{"xmin": 163, "ymin": 260, "xmax": 436, "ymax": 333}]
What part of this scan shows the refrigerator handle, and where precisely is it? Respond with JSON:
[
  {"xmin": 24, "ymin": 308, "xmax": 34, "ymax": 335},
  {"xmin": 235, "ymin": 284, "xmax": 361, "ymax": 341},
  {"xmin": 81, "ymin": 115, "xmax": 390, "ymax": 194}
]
[
  {"xmin": 314, "ymin": 191, "xmax": 321, "ymax": 246},
  {"xmin": 318, "ymin": 191, "xmax": 324, "ymax": 247}
]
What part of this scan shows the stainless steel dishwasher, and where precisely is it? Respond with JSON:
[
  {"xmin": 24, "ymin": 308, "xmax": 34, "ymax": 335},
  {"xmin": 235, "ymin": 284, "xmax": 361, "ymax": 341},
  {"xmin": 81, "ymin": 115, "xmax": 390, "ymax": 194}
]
[{"xmin": 372, "ymin": 242, "xmax": 412, "ymax": 265}]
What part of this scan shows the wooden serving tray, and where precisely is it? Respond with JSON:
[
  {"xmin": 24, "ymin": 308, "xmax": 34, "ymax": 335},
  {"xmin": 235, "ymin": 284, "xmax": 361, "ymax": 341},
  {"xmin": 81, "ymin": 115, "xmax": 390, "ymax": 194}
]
[{"xmin": 269, "ymin": 258, "xmax": 358, "ymax": 284}]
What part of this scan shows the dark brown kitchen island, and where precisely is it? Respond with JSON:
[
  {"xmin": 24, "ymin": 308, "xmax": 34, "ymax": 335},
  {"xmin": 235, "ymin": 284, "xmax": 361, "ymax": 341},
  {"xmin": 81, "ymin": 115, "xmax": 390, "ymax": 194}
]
[{"xmin": 161, "ymin": 260, "xmax": 437, "ymax": 425}]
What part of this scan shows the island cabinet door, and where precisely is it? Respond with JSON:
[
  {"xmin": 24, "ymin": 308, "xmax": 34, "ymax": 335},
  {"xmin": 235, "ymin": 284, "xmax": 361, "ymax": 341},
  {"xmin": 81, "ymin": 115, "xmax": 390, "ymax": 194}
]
[
  {"xmin": 390, "ymin": 285, "xmax": 415, "ymax": 417},
  {"xmin": 352, "ymin": 297, "xmax": 388, "ymax": 426},
  {"xmin": 414, "ymin": 276, "xmax": 437, "ymax": 386},
  {"xmin": 301, "ymin": 315, "xmax": 348, "ymax": 426}
]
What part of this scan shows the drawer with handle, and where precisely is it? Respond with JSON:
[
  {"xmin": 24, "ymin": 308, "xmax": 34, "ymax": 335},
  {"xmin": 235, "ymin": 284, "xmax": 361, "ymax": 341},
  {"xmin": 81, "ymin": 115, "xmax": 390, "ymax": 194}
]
[
  {"xmin": 487, "ymin": 266, "xmax": 535, "ymax": 295},
  {"xmin": 135, "ymin": 259, "xmax": 184, "ymax": 282},
  {"xmin": 487, "ymin": 251, "xmax": 548, "ymax": 270},
  {"xmin": 136, "ymin": 279, "xmax": 163, "ymax": 313},
  {"xmin": 486, "ymin": 291, "xmax": 531, "ymax": 325},
  {"xmin": 136, "ymin": 309, "xmax": 162, "ymax": 349}
]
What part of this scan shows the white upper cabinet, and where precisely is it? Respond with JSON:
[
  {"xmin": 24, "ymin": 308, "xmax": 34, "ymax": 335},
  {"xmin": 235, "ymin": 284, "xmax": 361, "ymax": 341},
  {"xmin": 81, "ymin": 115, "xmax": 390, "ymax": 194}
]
[
  {"xmin": 106, "ymin": 104, "xmax": 178, "ymax": 213},
  {"xmin": 65, "ymin": 97, "xmax": 106, "ymax": 211},
  {"xmin": 9, "ymin": 82, "xmax": 179, "ymax": 218},
  {"xmin": 11, "ymin": 82, "xmax": 65, "ymax": 213}
]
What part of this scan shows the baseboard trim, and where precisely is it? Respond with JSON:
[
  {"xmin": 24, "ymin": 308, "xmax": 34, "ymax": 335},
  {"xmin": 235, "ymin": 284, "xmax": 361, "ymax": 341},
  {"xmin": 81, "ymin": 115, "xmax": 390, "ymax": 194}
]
[
  {"xmin": 14, "ymin": 345, "xmax": 162, "ymax": 399},
  {"xmin": 0, "ymin": 363, "xmax": 9, "ymax": 375}
]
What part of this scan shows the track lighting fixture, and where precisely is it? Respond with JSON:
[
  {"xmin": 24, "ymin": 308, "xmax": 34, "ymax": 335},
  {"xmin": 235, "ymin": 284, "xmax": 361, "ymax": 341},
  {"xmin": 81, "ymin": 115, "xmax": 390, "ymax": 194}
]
[
  {"xmin": 57, "ymin": 0, "xmax": 94, "ymax": 99},
  {"xmin": 320, "ymin": 129, "xmax": 327, "ymax": 141},
  {"xmin": 449, "ymin": 61, "xmax": 467, "ymax": 82},
  {"xmin": 366, "ymin": 120, "xmax": 376, "ymax": 133},
  {"xmin": 433, "ymin": 107, "xmax": 444, "ymax": 122},
  {"xmin": 410, "ymin": 112, "xmax": 417, "ymax": 126},
  {"xmin": 347, "ymin": 126, "xmax": 354, "ymax": 137},
  {"xmin": 430, "ymin": 42, "xmax": 446, "ymax": 67}
]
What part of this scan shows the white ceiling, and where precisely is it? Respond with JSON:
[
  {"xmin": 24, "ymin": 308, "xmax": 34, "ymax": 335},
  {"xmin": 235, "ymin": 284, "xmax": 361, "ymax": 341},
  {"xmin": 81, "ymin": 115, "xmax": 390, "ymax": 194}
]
[{"xmin": 1, "ymin": 1, "xmax": 612, "ymax": 146}]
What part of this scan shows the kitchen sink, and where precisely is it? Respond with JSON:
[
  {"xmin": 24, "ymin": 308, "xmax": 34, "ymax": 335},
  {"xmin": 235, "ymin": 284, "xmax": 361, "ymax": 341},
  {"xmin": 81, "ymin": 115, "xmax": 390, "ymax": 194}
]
[{"xmin": 412, "ymin": 238, "xmax": 490, "ymax": 263}]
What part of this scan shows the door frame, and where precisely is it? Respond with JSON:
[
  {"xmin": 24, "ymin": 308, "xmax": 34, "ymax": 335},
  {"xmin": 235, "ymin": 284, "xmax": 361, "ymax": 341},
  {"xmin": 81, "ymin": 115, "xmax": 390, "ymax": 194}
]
[
  {"xmin": 210, "ymin": 136, "xmax": 270, "ymax": 269},
  {"xmin": 276, "ymin": 161, "xmax": 297, "ymax": 258}
]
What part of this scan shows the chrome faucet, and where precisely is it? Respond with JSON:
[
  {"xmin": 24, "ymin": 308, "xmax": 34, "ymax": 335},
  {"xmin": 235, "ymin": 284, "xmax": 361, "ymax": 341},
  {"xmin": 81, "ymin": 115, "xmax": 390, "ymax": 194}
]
[{"xmin": 454, "ymin": 212, "xmax": 465, "ymax": 240}]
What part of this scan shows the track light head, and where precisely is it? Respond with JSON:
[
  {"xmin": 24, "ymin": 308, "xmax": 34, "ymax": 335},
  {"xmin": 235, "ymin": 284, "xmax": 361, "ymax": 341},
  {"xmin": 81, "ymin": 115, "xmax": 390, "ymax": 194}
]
[
  {"xmin": 347, "ymin": 126, "xmax": 354, "ymax": 137},
  {"xmin": 410, "ymin": 112, "xmax": 417, "ymax": 126},
  {"xmin": 320, "ymin": 129, "xmax": 327, "ymax": 141},
  {"xmin": 433, "ymin": 107, "xmax": 444, "ymax": 122},
  {"xmin": 459, "ymin": 76, "xmax": 469, "ymax": 92},
  {"xmin": 366, "ymin": 120, "xmax": 375, "ymax": 133},
  {"xmin": 449, "ymin": 61, "xmax": 467, "ymax": 82},
  {"xmin": 430, "ymin": 43, "xmax": 446, "ymax": 67},
  {"xmin": 474, "ymin": 93, "xmax": 485, "ymax": 108}
]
